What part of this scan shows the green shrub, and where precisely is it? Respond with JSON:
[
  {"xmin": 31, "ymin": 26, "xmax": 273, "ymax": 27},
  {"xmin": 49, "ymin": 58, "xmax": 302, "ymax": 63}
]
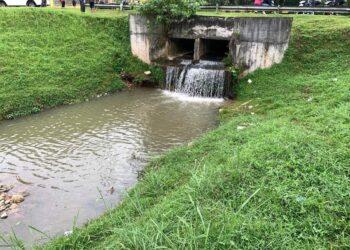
[{"xmin": 140, "ymin": 0, "xmax": 203, "ymax": 23}]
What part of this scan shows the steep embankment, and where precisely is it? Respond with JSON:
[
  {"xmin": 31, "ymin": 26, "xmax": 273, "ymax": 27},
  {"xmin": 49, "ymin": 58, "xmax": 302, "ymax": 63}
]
[
  {"xmin": 0, "ymin": 9, "xmax": 161, "ymax": 120},
  {"xmin": 41, "ymin": 14, "xmax": 350, "ymax": 249}
]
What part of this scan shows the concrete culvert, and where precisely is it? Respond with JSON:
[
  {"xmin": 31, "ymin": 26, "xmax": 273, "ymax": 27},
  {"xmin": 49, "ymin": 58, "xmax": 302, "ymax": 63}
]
[
  {"xmin": 200, "ymin": 39, "xmax": 230, "ymax": 61},
  {"xmin": 168, "ymin": 38, "xmax": 195, "ymax": 60}
]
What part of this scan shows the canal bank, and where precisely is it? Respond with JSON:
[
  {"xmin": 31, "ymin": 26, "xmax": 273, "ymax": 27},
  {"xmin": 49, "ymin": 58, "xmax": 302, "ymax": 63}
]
[{"xmin": 0, "ymin": 9, "xmax": 163, "ymax": 121}]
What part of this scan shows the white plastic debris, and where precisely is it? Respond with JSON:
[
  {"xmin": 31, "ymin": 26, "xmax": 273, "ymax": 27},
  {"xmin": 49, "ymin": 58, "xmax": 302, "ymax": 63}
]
[
  {"xmin": 237, "ymin": 126, "xmax": 246, "ymax": 130},
  {"xmin": 64, "ymin": 230, "xmax": 73, "ymax": 237}
]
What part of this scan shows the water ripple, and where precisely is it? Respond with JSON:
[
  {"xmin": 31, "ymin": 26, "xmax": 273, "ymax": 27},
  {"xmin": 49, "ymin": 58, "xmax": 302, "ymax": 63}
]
[{"xmin": 0, "ymin": 88, "xmax": 220, "ymax": 244}]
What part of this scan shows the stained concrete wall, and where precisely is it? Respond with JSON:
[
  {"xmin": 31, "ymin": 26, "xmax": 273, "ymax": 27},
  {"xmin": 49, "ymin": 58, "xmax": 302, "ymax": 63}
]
[
  {"xmin": 129, "ymin": 14, "xmax": 292, "ymax": 74},
  {"xmin": 129, "ymin": 14, "xmax": 167, "ymax": 64}
]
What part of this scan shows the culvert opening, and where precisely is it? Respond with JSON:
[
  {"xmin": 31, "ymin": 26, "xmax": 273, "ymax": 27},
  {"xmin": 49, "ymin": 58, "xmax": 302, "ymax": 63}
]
[
  {"xmin": 201, "ymin": 39, "xmax": 230, "ymax": 61},
  {"xmin": 168, "ymin": 38, "xmax": 195, "ymax": 60}
]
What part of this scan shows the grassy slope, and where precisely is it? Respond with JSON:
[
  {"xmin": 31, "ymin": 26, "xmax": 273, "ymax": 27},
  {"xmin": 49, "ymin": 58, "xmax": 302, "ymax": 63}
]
[
  {"xmin": 41, "ymin": 13, "xmax": 350, "ymax": 249},
  {"xmin": 0, "ymin": 8, "xmax": 161, "ymax": 120}
]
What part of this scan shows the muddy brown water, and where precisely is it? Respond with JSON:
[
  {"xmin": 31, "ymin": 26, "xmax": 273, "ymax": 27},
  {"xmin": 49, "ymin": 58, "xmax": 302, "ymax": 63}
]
[{"xmin": 0, "ymin": 88, "xmax": 222, "ymax": 247}]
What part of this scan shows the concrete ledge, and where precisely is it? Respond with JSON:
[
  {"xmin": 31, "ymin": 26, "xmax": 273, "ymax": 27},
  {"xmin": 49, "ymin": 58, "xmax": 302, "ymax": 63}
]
[{"xmin": 168, "ymin": 16, "xmax": 292, "ymax": 44}]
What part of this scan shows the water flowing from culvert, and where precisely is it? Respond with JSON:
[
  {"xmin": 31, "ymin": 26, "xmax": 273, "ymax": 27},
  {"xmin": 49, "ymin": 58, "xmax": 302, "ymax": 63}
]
[
  {"xmin": 165, "ymin": 60, "xmax": 226, "ymax": 98},
  {"xmin": 0, "ymin": 88, "xmax": 222, "ymax": 247}
]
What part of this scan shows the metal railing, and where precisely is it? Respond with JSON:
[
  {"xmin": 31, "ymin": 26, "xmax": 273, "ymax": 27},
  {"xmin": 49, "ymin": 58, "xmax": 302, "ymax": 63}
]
[
  {"xmin": 200, "ymin": 5, "xmax": 350, "ymax": 14},
  {"xmin": 89, "ymin": 3, "xmax": 350, "ymax": 14},
  {"xmin": 85, "ymin": 3, "xmax": 134, "ymax": 9}
]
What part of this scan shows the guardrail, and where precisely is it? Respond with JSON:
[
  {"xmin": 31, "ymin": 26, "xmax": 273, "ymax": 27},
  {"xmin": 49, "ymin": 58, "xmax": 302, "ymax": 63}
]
[
  {"xmin": 85, "ymin": 3, "xmax": 134, "ymax": 10},
  {"xmin": 88, "ymin": 3, "xmax": 350, "ymax": 14},
  {"xmin": 200, "ymin": 5, "xmax": 350, "ymax": 14}
]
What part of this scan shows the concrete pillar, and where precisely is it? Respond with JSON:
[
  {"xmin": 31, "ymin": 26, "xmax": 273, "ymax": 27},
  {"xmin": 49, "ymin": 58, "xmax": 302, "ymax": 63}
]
[{"xmin": 194, "ymin": 38, "xmax": 205, "ymax": 61}]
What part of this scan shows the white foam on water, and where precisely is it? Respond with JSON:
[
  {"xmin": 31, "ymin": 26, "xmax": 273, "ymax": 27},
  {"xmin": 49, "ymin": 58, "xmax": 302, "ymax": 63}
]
[{"xmin": 161, "ymin": 90, "xmax": 224, "ymax": 103}]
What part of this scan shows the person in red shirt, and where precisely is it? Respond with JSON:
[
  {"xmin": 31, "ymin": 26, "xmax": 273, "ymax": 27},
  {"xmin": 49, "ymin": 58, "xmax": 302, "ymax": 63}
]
[{"xmin": 60, "ymin": 0, "xmax": 65, "ymax": 8}]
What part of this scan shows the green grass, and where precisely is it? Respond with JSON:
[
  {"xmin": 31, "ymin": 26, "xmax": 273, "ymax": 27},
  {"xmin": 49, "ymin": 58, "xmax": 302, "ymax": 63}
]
[
  {"xmin": 36, "ymin": 12, "xmax": 350, "ymax": 250},
  {"xmin": 51, "ymin": 6, "xmax": 132, "ymax": 18},
  {"xmin": 0, "ymin": 8, "xmax": 161, "ymax": 120}
]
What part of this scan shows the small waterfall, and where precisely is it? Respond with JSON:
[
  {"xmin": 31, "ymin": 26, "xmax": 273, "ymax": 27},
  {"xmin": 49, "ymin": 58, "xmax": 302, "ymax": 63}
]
[{"xmin": 165, "ymin": 60, "xmax": 226, "ymax": 98}]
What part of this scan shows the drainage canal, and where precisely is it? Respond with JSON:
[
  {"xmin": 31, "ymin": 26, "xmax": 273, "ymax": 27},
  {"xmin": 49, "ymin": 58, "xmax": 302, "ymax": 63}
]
[
  {"xmin": 0, "ymin": 88, "xmax": 222, "ymax": 246},
  {"xmin": 168, "ymin": 38, "xmax": 195, "ymax": 59},
  {"xmin": 200, "ymin": 39, "xmax": 230, "ymax": 61}
]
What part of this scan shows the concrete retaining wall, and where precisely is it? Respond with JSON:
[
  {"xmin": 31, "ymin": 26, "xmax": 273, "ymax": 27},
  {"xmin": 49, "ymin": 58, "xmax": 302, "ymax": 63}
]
[
  {"xmin": 129, "ymin": 14, "xmax": 292, "ymax": 74},
  {"xmin": 129, "ymin": 14, "xmax": 167, "ymax": 64}
]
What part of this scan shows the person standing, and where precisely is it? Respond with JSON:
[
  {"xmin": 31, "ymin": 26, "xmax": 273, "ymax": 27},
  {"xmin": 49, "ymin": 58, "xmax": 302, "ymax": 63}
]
[
  {"xmin": 262, "ymin": 0, "xmax": 271, "ymax": 6},
  {"xmin": 261, "ymin": 0, "xmax": 271, "ymax": 14},
  {"xmin": 89, "ymin": 0, "xmax": 95, "ymax": 12},
  {"xmin": 80, "ymin": 0, "xmax": 85, "ymax": 12},
  {"xmin": 60, "ymin": 0, "xmax": 66, "ymax": 8},
  {"xmin": 72, "ymin": 0, "xmax": 77, "ymax": 7}
]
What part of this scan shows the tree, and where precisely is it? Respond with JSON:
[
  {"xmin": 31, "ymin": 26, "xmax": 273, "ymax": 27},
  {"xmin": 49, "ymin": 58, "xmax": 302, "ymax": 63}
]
[{"xmin": 140, "ymin": 0, "xmax": 203, "ymax": 23}]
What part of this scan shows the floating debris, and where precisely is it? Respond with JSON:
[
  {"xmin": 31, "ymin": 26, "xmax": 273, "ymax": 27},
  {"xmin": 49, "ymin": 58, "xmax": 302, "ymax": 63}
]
[
  {"xmin": 11, "ymin": 194, "xmax": 24, "ymax": 204},
  {"xmin": 237, "ymin": 125, "xmax": 246, "ymax": 130},
  {"xmin": 0, "ymin": 185, "xmax": 13, "ymax": 192},
  {"xmin": 0, "ymin": 184, "xmax": 28, "ymax": 219},
  {"xmin": 237, "ymin": 123, "xmax": 255, "ymax": 131},
  {"xmin": 19, "ymin": 191, "xmax": 30, "ymax": 197},
  {"xmin": 108, "ymin": 186, "xmax": 115, "ymax": 194},
  {"xmin": 64, "ymin": 230, "xmax": 73, "ymax": 237}
]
